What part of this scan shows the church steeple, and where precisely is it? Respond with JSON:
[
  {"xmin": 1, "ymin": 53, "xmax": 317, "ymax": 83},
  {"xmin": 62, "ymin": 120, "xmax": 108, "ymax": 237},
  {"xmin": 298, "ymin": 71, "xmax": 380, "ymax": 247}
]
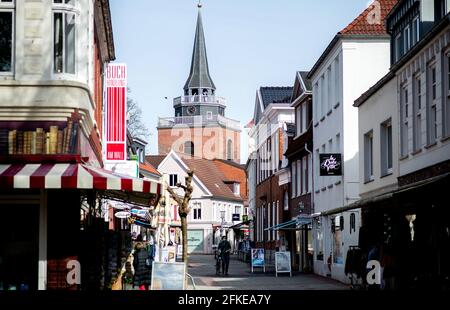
[{"xmin": 183, "ymin": 3, "xmax": 216, "ymax": 95}]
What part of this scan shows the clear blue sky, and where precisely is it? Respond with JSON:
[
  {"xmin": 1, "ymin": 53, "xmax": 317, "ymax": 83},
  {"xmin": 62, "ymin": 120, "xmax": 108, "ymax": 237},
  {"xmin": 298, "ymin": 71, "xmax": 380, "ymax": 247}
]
[{"xmin": 110, "ymin": 0, "xmax": 371, "ymax": 163}]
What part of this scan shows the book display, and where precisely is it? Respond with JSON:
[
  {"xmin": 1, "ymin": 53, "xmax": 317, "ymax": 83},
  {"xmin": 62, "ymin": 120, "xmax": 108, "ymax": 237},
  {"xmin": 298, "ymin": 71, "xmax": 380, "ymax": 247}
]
[{"xmin": 2, "ymin": 120, "xmax": 80, "ymax": 156}]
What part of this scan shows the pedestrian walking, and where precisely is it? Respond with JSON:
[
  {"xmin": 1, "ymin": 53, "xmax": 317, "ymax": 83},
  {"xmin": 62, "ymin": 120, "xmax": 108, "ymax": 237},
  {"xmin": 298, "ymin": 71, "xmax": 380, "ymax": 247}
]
[
  {"xmin": 133, "ymin": 235, "xmax": 152, "ymax": 290},
  {"xmin": 218, "ymin": 236, "xmax": 231, "ymax": 276}
]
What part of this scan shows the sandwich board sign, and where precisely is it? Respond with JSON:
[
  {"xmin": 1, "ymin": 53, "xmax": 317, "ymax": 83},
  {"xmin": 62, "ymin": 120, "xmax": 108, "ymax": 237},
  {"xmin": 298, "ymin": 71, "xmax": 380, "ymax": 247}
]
[
  {"xmin": 251, "ymin": 248, "xmax": 265, "ymax": 273},
  {"xmin": 275, "ymin": 251, "xmax": 292, "ymax": 277},
  {"xmin": 151, "ymin": 262, "xmax": 186, "ymax": 290}
]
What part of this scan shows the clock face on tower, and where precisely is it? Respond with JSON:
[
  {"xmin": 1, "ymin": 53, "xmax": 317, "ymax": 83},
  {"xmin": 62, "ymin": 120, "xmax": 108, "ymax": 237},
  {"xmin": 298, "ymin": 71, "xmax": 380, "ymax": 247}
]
[{"xmin": 187, "ymin": 106, "xmax": 196, "ymax": 116}]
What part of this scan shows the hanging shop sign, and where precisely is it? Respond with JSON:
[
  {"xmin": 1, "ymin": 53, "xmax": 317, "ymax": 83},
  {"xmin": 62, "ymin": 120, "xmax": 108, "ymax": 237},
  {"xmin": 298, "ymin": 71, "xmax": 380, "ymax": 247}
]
[
  {"xmin": 114, "ymin": 211, "xmax": 130, "ymax": 219},
  {"xmin": 104, "ymin": 63, "xmax": 127, "ymax": 162},
  {"xmin": 320, "ymin": 154, "xmax": 342, "ymax": 176},
  {"xmin": 275, "ymin": 251, "xmax": 292, "ymax": 277},
  {"xmin": 232, "ymin": 214, "xmax": 240, "ymax": 222}
]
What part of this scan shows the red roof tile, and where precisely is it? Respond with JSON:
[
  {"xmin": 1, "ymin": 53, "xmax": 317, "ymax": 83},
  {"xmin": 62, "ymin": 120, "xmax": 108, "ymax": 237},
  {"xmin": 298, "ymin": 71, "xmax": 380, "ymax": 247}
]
[
  {"xmin": 339, "ymin": 0, "xmax": 398, "ymax": 35},
  {"xmin": 139, "ymin": 162, "xmax": 161, "ymax": 176}
]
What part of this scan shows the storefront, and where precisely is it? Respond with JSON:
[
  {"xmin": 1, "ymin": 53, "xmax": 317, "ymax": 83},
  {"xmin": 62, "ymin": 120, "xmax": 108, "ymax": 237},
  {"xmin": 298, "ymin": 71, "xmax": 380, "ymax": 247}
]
[{"xmin": 0, "ymin": 156, "xmax": 161, "ymax": 291}]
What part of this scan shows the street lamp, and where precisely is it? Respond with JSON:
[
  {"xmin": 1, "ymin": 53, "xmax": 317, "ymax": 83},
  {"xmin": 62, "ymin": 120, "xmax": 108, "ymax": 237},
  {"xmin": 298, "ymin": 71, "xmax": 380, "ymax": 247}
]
[{"xmin": 220, "ymin": 211, "xmax": 226, "ymax": 237}]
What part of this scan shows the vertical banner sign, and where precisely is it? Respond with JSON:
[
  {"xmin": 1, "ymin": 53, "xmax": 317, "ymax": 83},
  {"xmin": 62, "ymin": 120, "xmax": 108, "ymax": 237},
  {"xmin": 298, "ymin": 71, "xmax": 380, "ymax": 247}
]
[{"xmin": 105, "ymin": 63, "xmax": 127, "ymax": 162}]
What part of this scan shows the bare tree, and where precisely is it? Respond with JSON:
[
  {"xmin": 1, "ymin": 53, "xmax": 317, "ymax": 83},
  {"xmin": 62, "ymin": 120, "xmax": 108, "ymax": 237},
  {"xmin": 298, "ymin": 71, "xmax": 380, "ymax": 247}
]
[
  {"xmin": 127, "ymin": 87, "xmax": 149, "ymax": 141},
  {"xmin": 166, "ymin": 170, "xmax": 194, "ymax": 264}
]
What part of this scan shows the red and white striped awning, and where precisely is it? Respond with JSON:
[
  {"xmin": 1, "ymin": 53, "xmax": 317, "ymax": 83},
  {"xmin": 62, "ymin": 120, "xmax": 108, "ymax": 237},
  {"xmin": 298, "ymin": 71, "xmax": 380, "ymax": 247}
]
[{"xmin": 0, "ymin": 163, "xmax": 161, "ymax": 195}]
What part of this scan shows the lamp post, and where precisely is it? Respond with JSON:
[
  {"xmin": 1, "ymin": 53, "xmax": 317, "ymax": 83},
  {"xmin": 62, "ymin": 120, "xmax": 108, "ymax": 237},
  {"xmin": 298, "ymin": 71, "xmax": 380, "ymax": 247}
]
[{"xmin": 220, "ymin": 211, "xmax": 226, "ymax": 237}]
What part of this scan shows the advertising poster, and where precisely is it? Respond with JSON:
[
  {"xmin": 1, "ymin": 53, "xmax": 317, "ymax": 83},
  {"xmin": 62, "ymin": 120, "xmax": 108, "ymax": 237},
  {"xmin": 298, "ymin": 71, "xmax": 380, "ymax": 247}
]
[
  {"xmin": 251, "ymin": 248, "xmax": 265, "ymax": 272},
  {"xmin": 151, "ymin": 262, "xmax": 186, "ymax": 290},
  {"xmin": 275, "ymin": 251, "xmax": 292, "ymax": 277},
  {"xmin": 320, "ymin": 154, "xmax": 342, "ymax": 176}
]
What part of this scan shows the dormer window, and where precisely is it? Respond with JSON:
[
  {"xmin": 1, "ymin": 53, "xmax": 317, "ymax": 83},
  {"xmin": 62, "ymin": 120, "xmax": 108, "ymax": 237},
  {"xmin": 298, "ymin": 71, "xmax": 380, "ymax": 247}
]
[{"xmin": 233, "ymin": 183, "xmax": 240, "ymax": 196}]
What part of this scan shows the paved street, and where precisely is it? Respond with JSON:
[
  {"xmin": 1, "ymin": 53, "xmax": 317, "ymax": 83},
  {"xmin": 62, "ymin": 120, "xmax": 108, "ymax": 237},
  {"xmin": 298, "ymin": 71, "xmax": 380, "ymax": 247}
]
[{"xmin": 187, "ymin": 255, "xmax": 348, "ymax": 290}]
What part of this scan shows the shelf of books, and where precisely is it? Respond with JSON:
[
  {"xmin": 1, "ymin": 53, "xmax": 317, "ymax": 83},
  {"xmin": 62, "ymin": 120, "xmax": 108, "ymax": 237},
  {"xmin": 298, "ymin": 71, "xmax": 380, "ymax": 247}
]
[{"xmin": 0, "ymin": 120, "xmax": 80, "ymax": 157}]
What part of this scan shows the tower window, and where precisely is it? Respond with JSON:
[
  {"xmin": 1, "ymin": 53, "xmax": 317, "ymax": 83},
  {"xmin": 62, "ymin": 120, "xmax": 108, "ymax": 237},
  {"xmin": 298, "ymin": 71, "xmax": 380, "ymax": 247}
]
[
  {"xmin": 227, "ymin": 139, "xmax": 233, "ymax": 160},
  {"xmin": 184, "ymin": 141, "xmax": 194, "ymax": 157}
]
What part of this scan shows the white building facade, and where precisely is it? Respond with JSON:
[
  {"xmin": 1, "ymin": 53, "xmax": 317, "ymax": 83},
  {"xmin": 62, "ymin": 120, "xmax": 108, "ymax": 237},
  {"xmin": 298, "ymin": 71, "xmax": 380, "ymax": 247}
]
[
  {"xmin": 155, "ymin": 151, "xmax": 244, "ymax": 254},
  {"xmin": 309, "ymin": 1, "xmax": 395, "ymax": 283}
]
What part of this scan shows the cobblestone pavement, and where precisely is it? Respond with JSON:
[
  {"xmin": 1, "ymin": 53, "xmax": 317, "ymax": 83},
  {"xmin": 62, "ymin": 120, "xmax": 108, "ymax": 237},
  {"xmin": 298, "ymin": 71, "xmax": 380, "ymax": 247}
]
[{"xmin": 187, "ymin": 254, "xmax": 348, "ymax": 290}]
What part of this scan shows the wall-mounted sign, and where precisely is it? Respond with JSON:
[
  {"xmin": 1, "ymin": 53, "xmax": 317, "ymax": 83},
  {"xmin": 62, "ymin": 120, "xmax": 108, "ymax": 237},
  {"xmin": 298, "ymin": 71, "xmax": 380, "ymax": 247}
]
[
  {"xmin": 320, "ymin": 154, "xmax": 342, "ymax": 176},
  {"xmin": 232, "ymin": 214, "xmax": 240, "ymax": 222},
  {"xmin": 114, "ymin": 211, "xmax": 130, "ymax": 219},
  {"xmin": 104, "ymin": 63, "xmax": 127, "ymax": 162}
]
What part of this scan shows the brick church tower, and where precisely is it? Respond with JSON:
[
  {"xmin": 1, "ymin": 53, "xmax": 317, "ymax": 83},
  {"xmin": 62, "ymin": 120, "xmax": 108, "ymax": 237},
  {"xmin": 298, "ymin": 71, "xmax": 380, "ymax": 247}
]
[{"xmin": 157, "ymin": 3, "xmax": 241, "ymax": 163}]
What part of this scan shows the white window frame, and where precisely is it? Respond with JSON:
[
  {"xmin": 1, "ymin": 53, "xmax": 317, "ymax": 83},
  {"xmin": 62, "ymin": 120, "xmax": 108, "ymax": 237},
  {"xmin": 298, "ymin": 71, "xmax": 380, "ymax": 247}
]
[
  {"xmin": 413, "ymin": 74, "xmax": 422, "ymax": 151},
  {"xmin": 334, "ymin": 57, "xmax": 340, "ymax": 107},
  {"xmin": 192, "ymin": 202, "xmax": 202, "ymax": 221},
  {"xmin": 302, "ymin": 156, "xmax": 307, "ymax": 195},
  {"xmin": 207, "ymin": 111, "xmax": 213, "ymax": 120},
  {"xmin": 52, "ymin": 0, "xmax": 79, "ymax": 77},
  {"xmin": 364, "ymin": 130, "xmax": 374, "ymax": 182},
  {"xmin": 291, "ymin": 161, "xmax": 297, "ymax": 198},
  {"xmin": 412, "ymin": 16, "xmax": 420, "ymax": 45},
  {"xmin": 381, "ymin": 119, "xmax": 393, "ymax": 176},
  {"xmin": 427, "ymin": 63, "xmax": 438, "ymax": 144},
  {"xmin": 443, "ymin": 51, "xmax": 450, "ymax": 137},
  {"xmin": 0, "ymin": 0, "xmax": 15, "ymax": 76},
  {"xmin": 169, "ymin": 174, "xmax": 178, "ymax": 187},
  {"xmin": 404, "ymin": 25, "xmax": 411, "ymax": 52},
  {"xmin": 296, "ymin": 159, "xmax": 301, "ymax": 197},
  {"xmin": 400, "ymin": 84, "xmax": 409, "ymax": 157},
  {"xmin": 395, "ymin": 33, "xmax": 402, "ymax": 62},
  {"xmin": 327, "ymin": 67, "xmax": 332, "ymax": 112}
]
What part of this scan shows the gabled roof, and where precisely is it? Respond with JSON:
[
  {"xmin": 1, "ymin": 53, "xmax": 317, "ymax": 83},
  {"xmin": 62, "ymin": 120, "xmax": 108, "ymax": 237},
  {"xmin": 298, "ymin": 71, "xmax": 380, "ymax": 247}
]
[
  {"xmin": 145, "ymin": 155, "xmax": 166, "ymax": 169},
  {"xmin": 183, "ymin": 158, "xmax": 243, "ymax": 202},
  {"xmin": 308, "ymin": 0, "xmax": 397, "ymax": 79},
  {"xmin": 340, "ymin": 0, "xmax": 398, "ymax": 35},
  {"xmin": 299, "ymin": 71, "xmax": 312, "ymax": 91},
  {"xmin": 139, "ymin": 162, "xmax": 161, "ymax": 176},
  {"xmin": 183, "ymin": 7, "xmax": 216, "ymax": 92},
  {"xmin": 292, "ymin": 71, "xmax": 312, "ymax": 102},
  {"xmin": 260, "ymin": 87, "xmax": 293, "ymax": 108}
]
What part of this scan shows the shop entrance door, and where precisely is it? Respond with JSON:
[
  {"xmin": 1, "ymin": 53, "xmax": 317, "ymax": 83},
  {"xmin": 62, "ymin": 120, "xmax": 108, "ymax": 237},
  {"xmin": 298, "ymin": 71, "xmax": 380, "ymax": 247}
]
[{"xmin": 0, "ymin": 205, "xmax": 39, "ymax": 290}]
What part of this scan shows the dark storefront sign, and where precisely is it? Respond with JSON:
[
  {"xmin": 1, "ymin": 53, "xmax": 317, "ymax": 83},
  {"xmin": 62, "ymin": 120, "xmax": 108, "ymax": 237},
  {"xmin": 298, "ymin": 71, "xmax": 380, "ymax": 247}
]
[
  {"xmin": 232, "ymin": 214, "xmax": 240, "ymax": 221},
  {"xmin": 320, "ymin": 154, "xmax": 342, "ymax": 176}
]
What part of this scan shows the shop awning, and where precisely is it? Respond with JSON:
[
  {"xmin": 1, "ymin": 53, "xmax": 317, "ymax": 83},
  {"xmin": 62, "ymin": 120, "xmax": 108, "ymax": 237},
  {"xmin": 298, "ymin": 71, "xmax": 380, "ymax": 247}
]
[
  {"xmin": 0, "ymin": 163, "xmax": 161, "ymax": 195},
  {"xmin": 265, "ymin": 217, "xmax": 312, "ymax": 231}
]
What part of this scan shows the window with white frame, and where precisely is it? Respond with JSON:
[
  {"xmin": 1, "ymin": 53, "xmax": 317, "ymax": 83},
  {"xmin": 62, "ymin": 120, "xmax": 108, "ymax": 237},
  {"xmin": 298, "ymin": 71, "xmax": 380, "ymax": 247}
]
[
  {"xmin": 169, "ymin": 174, "xmax": 178, "ymax": 187},
  {"xmin": 413, "ymin": 75, "xmax": 422, "ymax": 151},
  {"xmin": 395, "ymin": 33, "xmax": 402, "ymax": 62},
  {"xmin": 291, "ymin": 161, "xmax": 297, "ymax": 198},
  {"xmin": 412, "ymin": 16, "xmax": 420, "ymax": 45},
  {"xmin": 296, "ymin": 159, "xmax": 301, "ymax": 196},
  {"xmin": 443, "ymin": 52, "xmax": 450, "ymax": 137},
  {"xmin": 315, "ymin": 149, "xmax": 320, "ymax": 191},
  {"xmin": 327, "ymin": 67, "xmax": 332, "ymax": 111},
  {"xmin": 233, "ymin": 183, "xmax": 240, "ymax": 196},
  {"xmin": 400, "ymin": 85, "xmax": 409, "ymax": 157},
  {"xmin": 334, "ymin": 57, "xmax": 340, "ymax": 106},
  {"xmin": 0, "ymin": 0, "xmax": 14, "ymax": 74},
  {"xmin": 296, "ymin": 106, "xmax": 301, "ymax": 136},
  {"xmin": 308, "ymin": 154, "xmax": 312, "ymax": 193},
  {"xmin": 302, "ymin": 156, "xmax": 307, "ymax": 194},
  {"xmin": 336, "ymin": 133, "xmax": 341, "ymax": 153},
  {"xmin": 427, "ymin": 63, "xmax": 438, "ymax": 144},
  {"xmin": 302, "ymin": 102, "xmax": 308, "ymax": 133},
  {"xmin": 364, "ymin": 130, "xmax": 374, "ymax": 182},
  {"xmin": 53, "ymin": 0, "xmax": 78, "ymax": 74},
  {"xmin": 192, "ymin": 202, "xmax": 202, "ymax": 220},
  {"xmin": 381, "ymin": 119, "xmax": 393, "ymax": 176},
  {"xmin": 320, "ymin": 76, "xmax": 325, "ymax": 118},
  {"xmin": 404, "ymin": 25, "xmax": 411, "ymax": 53},
  {"xmin": 314, "ymin": 83, "xmax": 319, "ymax": 123}
]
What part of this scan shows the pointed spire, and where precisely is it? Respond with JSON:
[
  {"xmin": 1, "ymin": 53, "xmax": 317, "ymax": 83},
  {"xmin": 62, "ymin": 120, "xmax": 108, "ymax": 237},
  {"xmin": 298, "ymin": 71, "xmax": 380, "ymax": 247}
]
[{"xmin": 184, "ymin": 3, "xmax": 216, "ymax": 94}]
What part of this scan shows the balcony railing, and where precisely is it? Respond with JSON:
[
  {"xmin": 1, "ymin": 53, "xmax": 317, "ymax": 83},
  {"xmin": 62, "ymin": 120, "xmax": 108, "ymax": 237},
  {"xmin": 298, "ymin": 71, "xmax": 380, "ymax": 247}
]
[
  {"xmin": 173, "ymin": 95, "xmax": 227, "ymax": 106},
  {"xmin": 158, "ymin": 115, "xmax": 241, "ymax": 131}
]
